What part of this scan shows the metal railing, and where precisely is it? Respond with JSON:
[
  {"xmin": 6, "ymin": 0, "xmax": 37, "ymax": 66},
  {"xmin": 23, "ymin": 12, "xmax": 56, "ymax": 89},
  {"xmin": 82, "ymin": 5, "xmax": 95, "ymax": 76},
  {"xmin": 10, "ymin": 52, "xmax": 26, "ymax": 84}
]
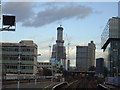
[{"xmin": 3, "ymin": 76, "xmax": 53, "ymax": 80}]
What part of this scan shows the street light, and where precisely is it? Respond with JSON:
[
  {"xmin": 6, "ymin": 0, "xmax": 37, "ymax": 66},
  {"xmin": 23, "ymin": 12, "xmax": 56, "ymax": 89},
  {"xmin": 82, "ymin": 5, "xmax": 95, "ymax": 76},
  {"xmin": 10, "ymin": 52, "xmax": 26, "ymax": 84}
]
[
  {"xmin": 17, "ymin": 44, "xmax": 21, "ymax": 89},
  {"xmin": 0, "ymin": 3, "xmax": 16, "ymax": 90},
  {"xmin": 51, "ymin": 62, "xmax": 54, "ymax": 82},
  {"xmin": 34, "ymin": 54, "xmax": 41, "ymax": 85},
  {"xmin": 0, "ymin": 10, "xmax": 16, "ymax": 90},
  {"xmin": 1, "ymin": 15, "xmax": 16, "ymax": 31}
]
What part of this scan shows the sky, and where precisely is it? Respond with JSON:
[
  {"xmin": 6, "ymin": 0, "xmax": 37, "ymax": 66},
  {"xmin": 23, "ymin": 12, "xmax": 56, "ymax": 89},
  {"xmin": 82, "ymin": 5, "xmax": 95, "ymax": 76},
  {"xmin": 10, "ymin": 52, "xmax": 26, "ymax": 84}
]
[{"xmin": 0, "ymin": 1, "xmax": 119, "ymax": 66}]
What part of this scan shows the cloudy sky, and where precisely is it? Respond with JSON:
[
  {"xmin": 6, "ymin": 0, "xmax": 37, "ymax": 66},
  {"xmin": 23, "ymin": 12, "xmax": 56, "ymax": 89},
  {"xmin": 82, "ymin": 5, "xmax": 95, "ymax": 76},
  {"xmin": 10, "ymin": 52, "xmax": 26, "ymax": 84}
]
[{"xmin": 0, "ymin": 1, "xmax": 119, "ymax": 66}]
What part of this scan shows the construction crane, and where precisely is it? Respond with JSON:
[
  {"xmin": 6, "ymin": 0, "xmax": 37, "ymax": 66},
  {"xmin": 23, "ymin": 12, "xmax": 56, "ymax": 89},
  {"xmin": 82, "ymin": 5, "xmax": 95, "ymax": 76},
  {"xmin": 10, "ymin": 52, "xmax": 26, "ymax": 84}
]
[
  {"xmin": 48, "ymin": 37, "xmax": 54, "ymax": 61},
  {"xmin": 66, "ymin": 34, "xmax": 71, "ymax": 70}
]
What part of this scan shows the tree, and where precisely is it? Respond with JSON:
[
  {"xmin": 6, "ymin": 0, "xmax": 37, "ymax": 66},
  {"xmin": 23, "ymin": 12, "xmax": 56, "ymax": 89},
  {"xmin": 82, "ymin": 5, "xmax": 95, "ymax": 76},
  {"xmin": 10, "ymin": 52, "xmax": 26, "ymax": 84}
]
[
  {"xmin": 88, "ymin": 66, "xmax": 96, "ymax": 71},
  {"xmin": 42, "ymin": 67, "xmax": 52, "ymax": 76},
  {"xmin": 103, "ymin": 67, "xmax": 109, "ymax": 78},
  {"xmin": 36, "ymin": 68, "xmax": 43, "ymax": 76}
]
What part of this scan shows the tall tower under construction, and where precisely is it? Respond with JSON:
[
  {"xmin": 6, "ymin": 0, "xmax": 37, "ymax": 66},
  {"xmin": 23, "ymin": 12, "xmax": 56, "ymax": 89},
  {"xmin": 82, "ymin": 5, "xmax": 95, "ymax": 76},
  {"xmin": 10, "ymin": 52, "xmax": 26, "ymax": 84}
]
[{"xmin": 51, "ymin": 25, "xmax": 66, "ymax": 69}]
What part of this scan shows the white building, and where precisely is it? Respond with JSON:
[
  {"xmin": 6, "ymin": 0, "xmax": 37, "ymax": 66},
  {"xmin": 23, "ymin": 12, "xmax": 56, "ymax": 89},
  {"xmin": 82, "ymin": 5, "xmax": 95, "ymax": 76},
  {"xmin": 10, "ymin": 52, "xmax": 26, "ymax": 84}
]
[{"xmin": 1, "ymin": 40, "xmax": 38, "ymax": 75}]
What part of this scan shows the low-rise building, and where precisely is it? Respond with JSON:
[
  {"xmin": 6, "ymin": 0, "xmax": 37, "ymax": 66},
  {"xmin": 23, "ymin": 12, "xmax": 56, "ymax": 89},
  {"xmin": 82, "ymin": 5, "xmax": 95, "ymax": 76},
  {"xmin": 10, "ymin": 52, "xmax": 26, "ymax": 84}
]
[
  {"xmin": 1, "ymin": 40, "xmax": 37, "ymax": 75},
  {"xmin": 37, "ymin": 62, "xmax": 52, "ymax": 70}
]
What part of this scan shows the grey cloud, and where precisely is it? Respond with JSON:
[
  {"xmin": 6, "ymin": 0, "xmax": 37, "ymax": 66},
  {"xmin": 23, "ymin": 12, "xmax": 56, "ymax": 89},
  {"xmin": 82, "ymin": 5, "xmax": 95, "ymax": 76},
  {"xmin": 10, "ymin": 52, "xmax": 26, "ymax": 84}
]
[
  {"xmin": 3, "ymin": 2, "xmax": 94, "ymax": 27},
  {"xmin": 23, "ymin": 3, "xmax": 93, "ymax": 27},
  {"xmin": 3, "ymin": 2, "xmax": 34, "ymax": 22},
  {"xmin": 38, "ymin": 37, "xmax": 56, "ymax": 49}
]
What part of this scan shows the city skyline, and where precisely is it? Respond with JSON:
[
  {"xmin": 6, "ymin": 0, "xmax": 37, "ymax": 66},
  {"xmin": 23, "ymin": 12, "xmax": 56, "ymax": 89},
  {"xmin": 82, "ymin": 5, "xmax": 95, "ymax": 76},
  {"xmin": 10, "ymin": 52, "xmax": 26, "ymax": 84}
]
[{"xmin": 0, "ymin": 1, "xmax": 119, "ymax": 66}]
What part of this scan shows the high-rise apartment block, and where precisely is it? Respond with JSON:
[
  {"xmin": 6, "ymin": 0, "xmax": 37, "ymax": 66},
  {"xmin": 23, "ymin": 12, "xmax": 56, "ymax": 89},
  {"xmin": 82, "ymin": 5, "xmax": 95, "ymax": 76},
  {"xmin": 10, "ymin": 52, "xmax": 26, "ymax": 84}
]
[
  {"xmin": 1, "ymin": 40, "xmax": 37, "ymax": 75},
  {"xmin": 76, "ymin": 41, "xmax": 96, "ymax": 71}
]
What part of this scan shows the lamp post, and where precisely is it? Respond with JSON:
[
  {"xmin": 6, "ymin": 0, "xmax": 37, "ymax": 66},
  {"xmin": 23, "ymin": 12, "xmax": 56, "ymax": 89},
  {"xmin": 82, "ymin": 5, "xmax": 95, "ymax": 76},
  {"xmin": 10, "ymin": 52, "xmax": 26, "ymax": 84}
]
[
  {"xmin": 0, "ymin": 3, "xmax": 16, "ymax": 89},
  {"xmin": 17, "ymin": 44, "xmax": 21, "ymax": 89},
  {"xmin": 0, "ymin": 7, "xmax": 16, "ymax": 89},
  {"xmin": 34, "ymin": 54, "xmax": 41, "ymax": 85},
  {"xmin": 51, "ymin": 62, "xmax": 54, "ymax": 82},
  {"xmin": 117, "ymin": 49, "xmax": 119, "ymax": 77}
]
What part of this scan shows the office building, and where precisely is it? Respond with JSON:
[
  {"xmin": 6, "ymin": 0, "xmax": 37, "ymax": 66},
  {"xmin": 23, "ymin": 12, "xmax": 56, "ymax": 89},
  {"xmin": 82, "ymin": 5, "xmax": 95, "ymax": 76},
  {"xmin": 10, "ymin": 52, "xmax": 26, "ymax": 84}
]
[
  {"xmin": 76, "ymin": 41, "xmax": 96, "ymax": 71},
  {"xmin": 101, "ymin": 17, "xmax": 120, "ymax": 77},
  {"xmin": 96, "ymin": 58, "xmax": 104, "ymax": 76},
  {"xmin": 76, "ymin": 46, "xmax": 89, "ymax": 71},
  {"xmin": 88, "ymin": 41, "xmax": 96, "ymax": 68},
  {"xmin": 1, "ymin": 40, "xmax": 37, "ymax": 75}
]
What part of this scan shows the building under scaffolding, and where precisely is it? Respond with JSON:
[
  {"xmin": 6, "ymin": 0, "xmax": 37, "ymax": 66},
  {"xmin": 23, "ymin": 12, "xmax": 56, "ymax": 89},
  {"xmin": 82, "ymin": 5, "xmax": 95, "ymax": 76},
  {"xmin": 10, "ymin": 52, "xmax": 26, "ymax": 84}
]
[{"xmin": 51, "ymin": 26, "xmax": 66, "ymax": 70}]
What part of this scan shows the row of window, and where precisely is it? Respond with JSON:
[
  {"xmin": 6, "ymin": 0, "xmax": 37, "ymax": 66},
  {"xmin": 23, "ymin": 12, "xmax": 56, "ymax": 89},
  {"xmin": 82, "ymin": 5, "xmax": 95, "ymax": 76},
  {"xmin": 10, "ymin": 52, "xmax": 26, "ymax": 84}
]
[
  {"xmin": 38, "ymin": 63, "xmax": 52, "ymax": 65},
  {"xmin": 21, "ymin": 48, "xmax": 35, "ymax": 52},
  {"xmin": 2, "ymin": 57, "xmax": 34, "ymax": 61},
  {"xmin": 40, "ymin": 67, "xmax": 52, "ymax": 69},
  {"xmin": 6, "ymin": 65, "xmax": 33, "ymax": 69},
  {"xmin": 7, "ymin": 72, "xmax": 33, "ymax": 74},
  {"xmin": 2, "ymin": 47, "xmax": 35, "ymax": 52},
  {"xmin": 2, "ymin": 55, "xmax": 36, "ymax": 57}
]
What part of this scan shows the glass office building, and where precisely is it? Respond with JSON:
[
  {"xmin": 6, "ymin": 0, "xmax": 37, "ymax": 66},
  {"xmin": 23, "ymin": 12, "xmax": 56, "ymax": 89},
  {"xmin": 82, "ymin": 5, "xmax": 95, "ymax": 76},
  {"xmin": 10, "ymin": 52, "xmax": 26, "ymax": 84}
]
[{"xmin": 101, "ymin": 17, "xmax": 120, "ymax": 77}]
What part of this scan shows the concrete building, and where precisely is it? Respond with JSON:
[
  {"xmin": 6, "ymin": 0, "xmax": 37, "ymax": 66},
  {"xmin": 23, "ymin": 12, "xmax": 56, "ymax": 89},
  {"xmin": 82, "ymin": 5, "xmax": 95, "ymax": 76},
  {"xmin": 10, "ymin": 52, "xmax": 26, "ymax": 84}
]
[
  {"xmin": 88, "ymin": 41, "xmax": 96, "ymax": 68},
  {"xmin": 96, "ymin": 58, "xmax": 104, "ymax": 76},
  {"xmin": 51, "ymin": 26, "xmax": 66, "ymax": 70},
  {"xmin": 1, "ymin": 40, "xmax": 37, "ymax": 75},
  {"xmin": 101, "ymin": 17, "xmax": 120, "ymax": 85},
  {"xmin": 76, "ymin": 46, "xmax": 89, "ymax": 71},
  {"xmin": 76, "ymin": 41, "xmax": 96, "ymax": 71}
]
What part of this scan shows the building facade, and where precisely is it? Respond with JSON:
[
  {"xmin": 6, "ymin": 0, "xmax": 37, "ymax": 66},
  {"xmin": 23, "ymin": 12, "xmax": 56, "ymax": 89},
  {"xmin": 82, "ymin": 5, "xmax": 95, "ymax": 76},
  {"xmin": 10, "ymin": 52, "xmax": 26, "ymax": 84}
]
[
  {"xmin": 1, "ymin": 40, "xmax": 37, "ymax": 75},
  {"xmin": 76, "ymin": 41, "xmax": 96, "ymax": 71},
  {"xmin": 88, "ymin": 41, "xmax": 96, "ymax": 68},
  {"xmin": 96, "ymin": 58, "xmax": 104, "ymax": 76},
  {"xmin": 76, "ymin": 46, "xmax": 89, "ymax": 71},
  {"xmin": 101, "ymin": 17, "xmax": 120, "ymax": 77}
]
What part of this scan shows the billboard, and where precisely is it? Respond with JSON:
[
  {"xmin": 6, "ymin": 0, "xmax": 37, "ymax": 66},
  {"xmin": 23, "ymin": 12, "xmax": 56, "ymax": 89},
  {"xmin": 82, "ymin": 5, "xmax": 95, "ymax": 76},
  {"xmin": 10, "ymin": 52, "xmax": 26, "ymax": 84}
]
[
  {"xmin": 50, "ymin": 58, "xmax": 56, "ymax": 63},
  {"xmin": 3, "ymin": 15, "xmax": 15, "ymax": 26}
]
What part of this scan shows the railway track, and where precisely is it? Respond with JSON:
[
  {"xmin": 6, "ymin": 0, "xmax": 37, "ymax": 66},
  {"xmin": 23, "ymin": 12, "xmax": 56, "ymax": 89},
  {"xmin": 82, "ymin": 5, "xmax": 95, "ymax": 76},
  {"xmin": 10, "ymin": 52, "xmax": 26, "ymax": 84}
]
[
  {"xmin": 67, "ymin": 77, "xmax": 97, "ymax": 89},
  {"xmin": 53, "ymin": 77, "xmax": 98, "ymax": 89}
]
